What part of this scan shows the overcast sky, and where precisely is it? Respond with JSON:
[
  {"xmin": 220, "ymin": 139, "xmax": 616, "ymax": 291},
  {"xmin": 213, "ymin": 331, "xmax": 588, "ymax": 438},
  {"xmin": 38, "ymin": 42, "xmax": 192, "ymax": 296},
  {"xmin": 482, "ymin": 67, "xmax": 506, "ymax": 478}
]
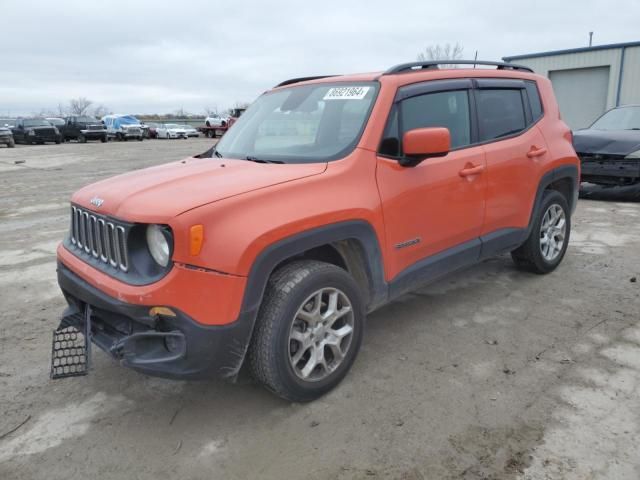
[{"xmin": 1, "ymin": 0, "xmax": 639, "ymax": 117}]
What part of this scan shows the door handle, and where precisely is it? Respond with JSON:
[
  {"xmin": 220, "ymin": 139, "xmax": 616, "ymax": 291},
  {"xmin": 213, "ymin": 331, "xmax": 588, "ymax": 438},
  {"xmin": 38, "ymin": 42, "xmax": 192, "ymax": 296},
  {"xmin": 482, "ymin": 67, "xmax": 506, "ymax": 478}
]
[
  {"xmin": 459, "ymin": 164, "xmax": 485, "ymax": 177},
  {"xmin": 527, "ymin": 146, "xmax": 547, "ymax": 158}
]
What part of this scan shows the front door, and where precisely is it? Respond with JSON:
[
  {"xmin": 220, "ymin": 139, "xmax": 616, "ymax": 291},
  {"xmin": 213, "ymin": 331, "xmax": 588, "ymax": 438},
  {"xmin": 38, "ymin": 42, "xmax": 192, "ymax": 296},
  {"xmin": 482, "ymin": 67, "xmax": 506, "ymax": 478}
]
[{"xmin": 376, "ymin": 84, "xmax": 486, "ymax": 282}]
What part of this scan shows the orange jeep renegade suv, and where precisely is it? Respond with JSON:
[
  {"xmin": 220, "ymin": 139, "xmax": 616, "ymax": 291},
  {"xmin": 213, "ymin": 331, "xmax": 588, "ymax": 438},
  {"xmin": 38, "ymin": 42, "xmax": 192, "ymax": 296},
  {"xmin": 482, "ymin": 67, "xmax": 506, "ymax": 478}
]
[{"xmin": 54, "ymin": 60, "xmax": 579, "ymax": 401}]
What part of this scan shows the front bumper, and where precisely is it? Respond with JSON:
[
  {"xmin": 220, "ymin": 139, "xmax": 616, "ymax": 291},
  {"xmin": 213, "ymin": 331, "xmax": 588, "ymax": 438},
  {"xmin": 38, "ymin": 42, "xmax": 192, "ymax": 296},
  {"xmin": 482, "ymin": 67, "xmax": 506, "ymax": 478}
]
[
  {"xmin": 80, "ymin": 129, "xmax": 107, "ymax": 139},
  {"xmin": 30, "ymin": 134, "xmax": 60, "ymax": 142},
  {"xmin": 57, "ymin": 261, "xmax": 255, "ymax": 380},
  {"xmin": 580, "ymin": 157, "xmax": 640, "ymax": 186}
]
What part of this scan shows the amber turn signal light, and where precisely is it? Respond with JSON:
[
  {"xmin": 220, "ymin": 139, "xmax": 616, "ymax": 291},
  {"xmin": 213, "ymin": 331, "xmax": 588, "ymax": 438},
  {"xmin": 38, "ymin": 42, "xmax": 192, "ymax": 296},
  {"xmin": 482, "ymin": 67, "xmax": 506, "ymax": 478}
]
[
  {"xmin": 149, "ymin": 306, "xmax": 176, "ymax": 317},
  {"xmin": 190, "ymin": 224, "xmax": 204, "ymax": 256}
]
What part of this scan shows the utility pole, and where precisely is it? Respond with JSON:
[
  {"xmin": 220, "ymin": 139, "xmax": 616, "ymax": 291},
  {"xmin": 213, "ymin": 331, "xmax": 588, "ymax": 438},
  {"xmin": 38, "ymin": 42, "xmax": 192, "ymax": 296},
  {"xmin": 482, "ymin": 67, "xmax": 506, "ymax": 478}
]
[{"xmin": 589, "ymin": 32, "xmax": 593, "ymax": 47}]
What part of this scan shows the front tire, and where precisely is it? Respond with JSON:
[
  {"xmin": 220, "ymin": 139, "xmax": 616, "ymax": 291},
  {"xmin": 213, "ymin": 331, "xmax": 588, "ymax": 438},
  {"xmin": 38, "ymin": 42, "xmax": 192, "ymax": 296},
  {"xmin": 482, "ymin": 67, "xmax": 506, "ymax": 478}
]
[
  {"xmin": 249, "ymin": 261, "xmax": 365, "ymax": 402},
  {"xmin": 511, "ymin": 190, "xmax": 570, "ymax": 274},
  {"xmin": 7, "ymin": 138, "xmax": 15, "ymax": 148}
]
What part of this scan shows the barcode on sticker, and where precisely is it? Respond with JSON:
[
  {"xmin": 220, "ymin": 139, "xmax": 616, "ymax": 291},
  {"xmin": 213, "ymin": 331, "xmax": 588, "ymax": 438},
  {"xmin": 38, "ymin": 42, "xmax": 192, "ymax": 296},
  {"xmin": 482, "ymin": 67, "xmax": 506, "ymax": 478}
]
[{"xmin": 323, "ymin": 86, "xmax": 370, "ymax": 100}]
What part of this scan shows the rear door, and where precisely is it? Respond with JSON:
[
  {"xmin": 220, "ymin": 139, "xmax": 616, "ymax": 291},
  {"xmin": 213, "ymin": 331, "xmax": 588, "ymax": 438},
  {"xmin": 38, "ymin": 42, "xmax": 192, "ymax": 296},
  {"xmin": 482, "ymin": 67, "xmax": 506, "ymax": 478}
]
[
  {"xmin": 475, "ymin": 79, "xmax": 547, "ymax": 239},
  {"xmin": 376, "ymin": 80, "xmax": 487, "ymax": 281}
]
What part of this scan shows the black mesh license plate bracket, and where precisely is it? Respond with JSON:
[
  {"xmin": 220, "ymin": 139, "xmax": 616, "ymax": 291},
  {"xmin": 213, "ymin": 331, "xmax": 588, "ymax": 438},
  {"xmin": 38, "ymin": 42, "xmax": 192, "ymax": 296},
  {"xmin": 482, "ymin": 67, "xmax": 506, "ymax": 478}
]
[{"xmin": 50, "ymin": 306, "xmax": 92, "ymax": 379}]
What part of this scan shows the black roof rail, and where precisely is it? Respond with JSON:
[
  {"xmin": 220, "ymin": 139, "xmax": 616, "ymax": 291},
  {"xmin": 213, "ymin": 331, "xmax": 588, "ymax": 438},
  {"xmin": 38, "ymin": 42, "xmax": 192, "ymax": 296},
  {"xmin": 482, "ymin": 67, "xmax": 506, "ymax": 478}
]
[
  {"xmin": 384, "ymin": 60, "xmax": 533, "ymax": 75},
  {"xmin": 275, "ymin": 75, "xmax": 339, "ymax": 88}
]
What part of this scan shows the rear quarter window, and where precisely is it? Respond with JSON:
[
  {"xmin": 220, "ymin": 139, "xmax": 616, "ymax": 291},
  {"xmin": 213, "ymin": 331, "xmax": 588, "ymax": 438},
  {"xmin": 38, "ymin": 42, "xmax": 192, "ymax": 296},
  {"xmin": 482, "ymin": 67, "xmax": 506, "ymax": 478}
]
[
  {"xmin": 477, "ymin": 89, "xmax": 526, "ymax": 141},
  {"xmin": 525, "ymin": 81, "xmax": 543, "ymax": 122}
]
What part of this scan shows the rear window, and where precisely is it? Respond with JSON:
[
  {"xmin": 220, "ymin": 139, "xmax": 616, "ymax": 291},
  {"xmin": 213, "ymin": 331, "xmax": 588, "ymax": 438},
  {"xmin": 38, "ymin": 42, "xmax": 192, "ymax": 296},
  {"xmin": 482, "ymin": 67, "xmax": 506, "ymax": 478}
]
[
  {"xmin": 477, "ymin": 89, "xmax": 526, "ymax": 141},
  {"xmin": 525, "ymin": 82, "xmax": 543, "ymax": 122}
]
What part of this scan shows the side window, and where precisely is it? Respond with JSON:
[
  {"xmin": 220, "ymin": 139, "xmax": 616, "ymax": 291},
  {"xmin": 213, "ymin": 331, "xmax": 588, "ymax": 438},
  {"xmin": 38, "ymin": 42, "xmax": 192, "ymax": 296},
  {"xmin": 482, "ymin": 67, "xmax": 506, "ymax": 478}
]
[
  {"xmin": 401, "ymin": 90, "xmax": 471, "ymax": 149},
  {"xmin": 476, "ymin": 89, "xmax": 526, "ymax": 141},
  {"xmin": 525, "ymin": 81, "xmax": 543, "ymax": 122}
]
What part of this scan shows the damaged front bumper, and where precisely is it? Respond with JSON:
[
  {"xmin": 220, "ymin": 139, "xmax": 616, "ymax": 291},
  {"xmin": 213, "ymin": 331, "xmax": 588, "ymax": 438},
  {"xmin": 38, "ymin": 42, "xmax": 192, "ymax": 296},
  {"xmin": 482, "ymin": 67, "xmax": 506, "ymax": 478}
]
[
  {"xmin": 580, "ymin": 155, "xmax": 640, "ymax": 186},
  {"xmin": 55, "ymin": 261, "xmax": 255, "ymax": 381}
]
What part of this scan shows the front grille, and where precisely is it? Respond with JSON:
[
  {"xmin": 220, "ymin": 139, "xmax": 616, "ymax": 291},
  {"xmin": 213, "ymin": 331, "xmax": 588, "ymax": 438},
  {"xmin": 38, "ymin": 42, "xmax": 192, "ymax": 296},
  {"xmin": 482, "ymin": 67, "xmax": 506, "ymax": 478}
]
[
  {"xmin": 69, "ymin": 206, "xmax": 128, "ymax": 272},
  {"xmin": 87, "ymin": 125, "xmax": 104, "ymax": 131},
  {"xmin": 37, "ymin": 128, "xmax": 56, "ymax": 135},
  {"xmin": 126, "ymin": 128, "xmax": 141, "ymax": 135}
]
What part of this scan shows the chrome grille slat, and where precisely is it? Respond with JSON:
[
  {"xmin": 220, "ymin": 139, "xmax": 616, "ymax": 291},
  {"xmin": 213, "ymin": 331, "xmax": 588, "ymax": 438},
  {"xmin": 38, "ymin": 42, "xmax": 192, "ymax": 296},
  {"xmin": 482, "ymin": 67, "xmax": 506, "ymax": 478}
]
[
  {"xmin": 116, "ymin": 226, "xmax": 128, "ymax": 272},
  {"xmin": 89, "ymin": 216, "xmax": 99, "ymax": 258},
  {"xmin": 68, "ymin": 206, "xmax": 129, "ymax": 272},
  {"xmin": 82, "ymin": 212, "xmax": 90, "ymax": 253},
  {"xmin": 97, "ymin": 219, "xmax": 107, "ymax": 262}
]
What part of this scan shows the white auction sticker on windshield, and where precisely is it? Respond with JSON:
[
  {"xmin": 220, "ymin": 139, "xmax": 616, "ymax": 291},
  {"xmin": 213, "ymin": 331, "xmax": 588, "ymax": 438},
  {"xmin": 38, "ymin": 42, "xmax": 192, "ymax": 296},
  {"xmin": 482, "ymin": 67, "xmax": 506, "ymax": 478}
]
[{"xmin": 323, "ymin": 86, "xmax": 370, "ymax": 100}]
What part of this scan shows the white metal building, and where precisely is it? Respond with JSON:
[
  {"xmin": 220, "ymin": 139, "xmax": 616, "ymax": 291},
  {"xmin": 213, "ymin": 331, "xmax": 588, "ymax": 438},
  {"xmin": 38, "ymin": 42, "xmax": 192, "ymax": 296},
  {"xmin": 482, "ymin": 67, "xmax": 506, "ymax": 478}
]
[{"xmin": 503, "ymin": 41, "xmax": 640, "ymax": 129}]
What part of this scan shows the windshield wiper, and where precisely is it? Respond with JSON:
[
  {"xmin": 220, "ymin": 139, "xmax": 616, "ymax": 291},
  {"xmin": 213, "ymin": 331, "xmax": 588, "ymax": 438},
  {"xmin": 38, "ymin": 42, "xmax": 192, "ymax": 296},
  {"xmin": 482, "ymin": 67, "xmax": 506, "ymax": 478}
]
[
  {"xmin": 213, "ymin": 149, "xmax": 223, "ymax": 158},
  {"xmin": 244, "ymin": 156, "xmax": 283, "ymax": 164}
]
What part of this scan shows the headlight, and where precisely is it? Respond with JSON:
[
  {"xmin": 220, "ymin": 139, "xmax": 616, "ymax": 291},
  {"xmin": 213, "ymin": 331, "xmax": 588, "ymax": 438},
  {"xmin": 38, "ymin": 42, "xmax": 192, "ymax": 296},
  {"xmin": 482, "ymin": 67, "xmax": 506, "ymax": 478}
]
[
  {"xmin": 27, "ymin": 129, "xmax": 35, "ymax": 135},
  {"xmin": 53, "ymin": 127, "xmax": 59, "ymax": 134},
  {"xmin": 625, "ymin": 149, "xmax": 640, "ymax": 159},
  {"xmin": 146, "ymin": 224, "xmax": 172, "ymax": 267}
]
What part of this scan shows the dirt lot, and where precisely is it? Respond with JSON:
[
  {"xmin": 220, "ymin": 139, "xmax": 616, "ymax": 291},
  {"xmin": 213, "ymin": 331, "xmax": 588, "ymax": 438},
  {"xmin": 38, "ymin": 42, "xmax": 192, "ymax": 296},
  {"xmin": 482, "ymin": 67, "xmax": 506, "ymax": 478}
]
[{"xmin": 0, "ymin": 139, "xmax": 639, "ymax": 479}]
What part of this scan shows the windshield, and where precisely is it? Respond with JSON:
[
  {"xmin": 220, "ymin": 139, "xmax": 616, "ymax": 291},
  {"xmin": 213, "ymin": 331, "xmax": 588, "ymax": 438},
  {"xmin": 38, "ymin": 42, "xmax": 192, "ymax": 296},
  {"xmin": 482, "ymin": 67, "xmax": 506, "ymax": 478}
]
[
  {"xmin": 24, "ymin": 119, "xmax": 51, "ymax": 127},
  {"xmin": 75, "ymin": 116, "xmax": 98, "ymax": 123},
  {"xmin": 590, "ymin": 106, "xmax": 640, "ymax": 130},
  {"xmin": 47, "ymin": 118, "xmax": 65, "ymax": 126},
  {"xmin": 118, "ymin": 116, "xmax": 140, "ymax": 125},
  {"xmin": 215, "ymin": 82, "xmax": 379, "ymax": 163},
  {"xmin": 165, "ymin": 124, "xmax": 181, "ymax": 128}
]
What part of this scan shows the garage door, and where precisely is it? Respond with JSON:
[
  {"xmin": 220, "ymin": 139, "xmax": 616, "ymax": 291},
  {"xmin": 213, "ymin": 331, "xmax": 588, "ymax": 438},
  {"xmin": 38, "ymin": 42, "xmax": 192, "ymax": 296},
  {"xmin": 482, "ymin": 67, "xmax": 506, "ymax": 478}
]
[{"xmin": 549, "ymin": 66, "xmax": 610, "ymax": 129}]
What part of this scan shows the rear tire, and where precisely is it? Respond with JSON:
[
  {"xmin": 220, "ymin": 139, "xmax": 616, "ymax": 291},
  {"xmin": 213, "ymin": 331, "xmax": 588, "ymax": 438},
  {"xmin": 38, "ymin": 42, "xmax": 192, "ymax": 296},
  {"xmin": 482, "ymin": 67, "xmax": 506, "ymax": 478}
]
[
  {"xmin": 7, "ymin": 138, "xmax": 15, "ymax": 148},
  {"xmin": 511, "ymin": 190, "xmax": 570, "ymax": 274},
  {"xmin": 78, "ymin": 134, "xmax": 86, "ymax": 143},
  {"xmin": 249, "ymin": 261, "xmax": 365, "ymax": 402}
]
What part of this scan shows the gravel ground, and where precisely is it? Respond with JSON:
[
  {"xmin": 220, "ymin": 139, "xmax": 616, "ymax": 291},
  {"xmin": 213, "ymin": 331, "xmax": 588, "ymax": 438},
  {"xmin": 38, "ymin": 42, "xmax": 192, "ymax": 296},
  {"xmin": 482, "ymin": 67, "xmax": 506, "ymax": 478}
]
[{"xmin": 0, "ymin": 139, "xmax": 639, "ymax": 480}]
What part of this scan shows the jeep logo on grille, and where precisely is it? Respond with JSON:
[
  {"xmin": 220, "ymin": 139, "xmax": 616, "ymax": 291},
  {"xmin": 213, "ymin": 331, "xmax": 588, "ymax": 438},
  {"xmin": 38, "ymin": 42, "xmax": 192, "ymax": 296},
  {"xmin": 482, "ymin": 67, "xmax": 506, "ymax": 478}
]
[{"xmin": 90, "ymin": 196, "xmax": 104, "ymax": 208}]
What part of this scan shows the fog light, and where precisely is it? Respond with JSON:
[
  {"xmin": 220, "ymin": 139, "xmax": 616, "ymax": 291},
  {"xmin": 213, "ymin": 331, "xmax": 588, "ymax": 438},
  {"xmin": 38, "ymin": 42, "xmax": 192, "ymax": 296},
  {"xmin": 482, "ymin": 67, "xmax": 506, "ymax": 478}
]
[{"xmin": 164, "ymin": 335, "xmax": 181, "ymax": 353}]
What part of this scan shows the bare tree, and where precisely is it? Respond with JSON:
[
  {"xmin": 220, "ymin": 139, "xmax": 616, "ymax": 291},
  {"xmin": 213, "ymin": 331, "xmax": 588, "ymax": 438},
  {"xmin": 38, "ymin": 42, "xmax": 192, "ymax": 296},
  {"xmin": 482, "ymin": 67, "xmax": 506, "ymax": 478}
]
[
  {"xmin": 417, "ymin": 43, "xmax": 464, "ymax": 67},
  {"xmin": 204, "ymin": 105, "xmax": 219, "ymax": 116},
  {"xmin": 57, "ymin": 103, "xmax": 67, "ymax": 117},
  {"xmin": 92, "ymin": 104, "xmax": 110, "ymax": 118},
  {"xmin": 174, "ymin": 107, "xmax": 189, "ymax": 118},
  {"xmin": 69, "ymin": 97, "xmax": 93, "ymax": 115}
]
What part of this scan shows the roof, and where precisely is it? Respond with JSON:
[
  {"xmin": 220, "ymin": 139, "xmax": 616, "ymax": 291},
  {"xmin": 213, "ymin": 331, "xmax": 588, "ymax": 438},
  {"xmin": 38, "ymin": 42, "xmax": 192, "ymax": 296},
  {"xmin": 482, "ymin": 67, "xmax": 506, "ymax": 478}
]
[
  {"xmin": 273, "ymin": 62, "xmax": 540, "ymax": 90},
  {"xmin": 503, "ymin": 40, "xmax": 640, "ymax": 61}
]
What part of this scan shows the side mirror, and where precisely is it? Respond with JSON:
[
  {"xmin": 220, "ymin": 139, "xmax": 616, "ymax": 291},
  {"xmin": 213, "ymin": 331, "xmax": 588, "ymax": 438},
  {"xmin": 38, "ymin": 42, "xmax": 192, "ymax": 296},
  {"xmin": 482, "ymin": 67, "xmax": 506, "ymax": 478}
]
[{"xmin": 400, "ymin": 127, "xmax": 450, "ymax": 167}]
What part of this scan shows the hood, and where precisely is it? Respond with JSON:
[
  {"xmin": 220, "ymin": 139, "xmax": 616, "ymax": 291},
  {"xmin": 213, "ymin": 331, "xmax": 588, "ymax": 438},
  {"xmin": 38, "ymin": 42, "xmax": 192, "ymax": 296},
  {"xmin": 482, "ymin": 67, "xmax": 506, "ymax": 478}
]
[
  {"xmin": 573, "ymin": 129, "xmax": 640, "ymax": 157},
  {"xmin": 72, "ymin": 157, "xmax": 327, "ymax": 221}
]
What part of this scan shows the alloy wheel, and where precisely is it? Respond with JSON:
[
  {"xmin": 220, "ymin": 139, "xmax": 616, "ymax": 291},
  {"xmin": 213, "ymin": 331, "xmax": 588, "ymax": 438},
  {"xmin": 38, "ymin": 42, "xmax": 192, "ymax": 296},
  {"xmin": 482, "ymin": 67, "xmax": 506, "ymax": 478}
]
[
  {"xmin": 539, "ymin": 204, "xmax": 566, "ymax": 261},
  {"xmin": 288, "ymin": 287, "xmax": 354, "ymax": 382}
]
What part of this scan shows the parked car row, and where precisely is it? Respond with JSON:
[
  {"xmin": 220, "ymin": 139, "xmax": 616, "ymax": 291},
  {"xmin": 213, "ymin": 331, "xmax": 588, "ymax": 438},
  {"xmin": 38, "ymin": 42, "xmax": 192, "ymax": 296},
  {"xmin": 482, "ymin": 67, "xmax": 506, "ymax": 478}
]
[{"xmin": 1, "ymin": 114, "xmax": 208, "ymax": 147}]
